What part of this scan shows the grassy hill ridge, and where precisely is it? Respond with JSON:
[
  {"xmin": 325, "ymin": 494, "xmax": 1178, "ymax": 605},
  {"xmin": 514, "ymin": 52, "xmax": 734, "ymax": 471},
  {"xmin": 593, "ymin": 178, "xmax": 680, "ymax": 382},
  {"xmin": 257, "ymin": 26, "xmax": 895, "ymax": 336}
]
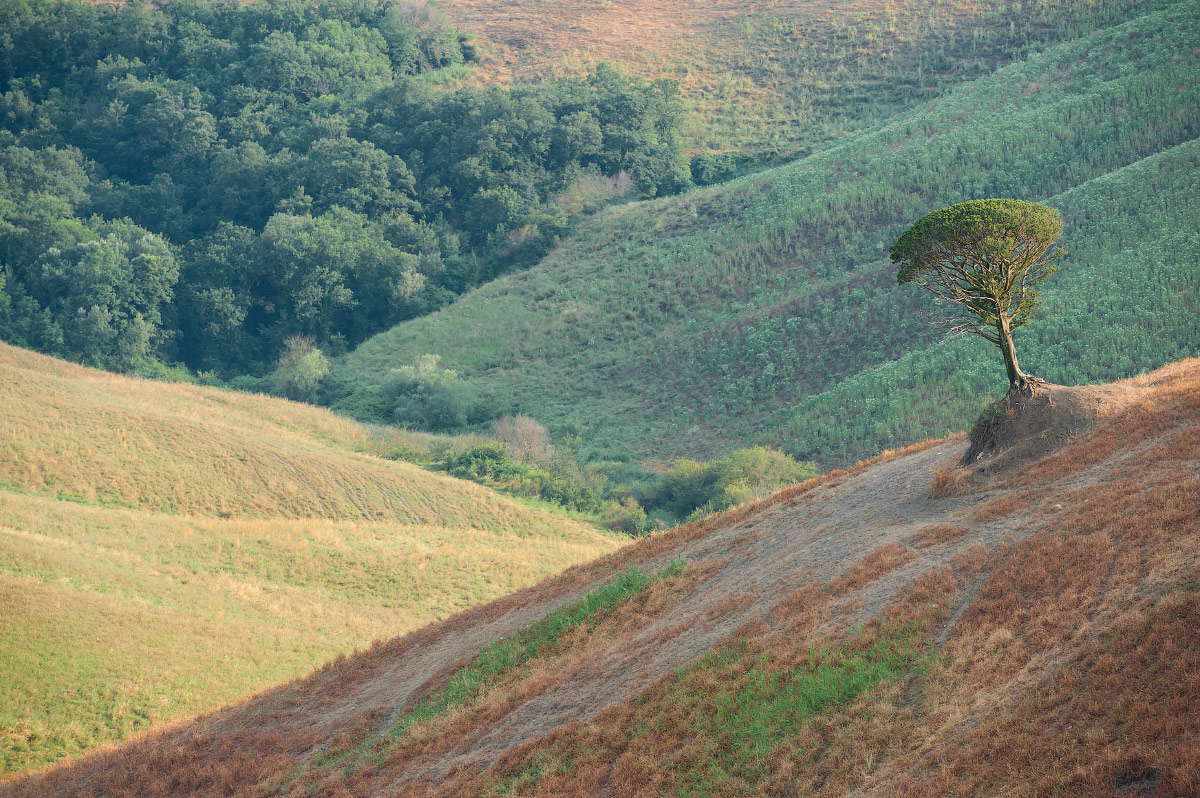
[
  {"xmin": 0, "ymin": 343, "xmax": 623, "ymax": 777},
  {"xmin": 336, "ymin": 0, "xmax": 1200, "ymax": 464}
]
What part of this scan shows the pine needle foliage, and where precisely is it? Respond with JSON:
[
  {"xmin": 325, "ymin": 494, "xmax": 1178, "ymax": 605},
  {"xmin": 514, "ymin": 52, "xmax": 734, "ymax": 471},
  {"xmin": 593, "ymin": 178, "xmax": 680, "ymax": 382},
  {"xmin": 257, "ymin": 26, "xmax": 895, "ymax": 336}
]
[{"xmin": 891, "ymin": 199, "xmax": 1064, "ymax": 387}]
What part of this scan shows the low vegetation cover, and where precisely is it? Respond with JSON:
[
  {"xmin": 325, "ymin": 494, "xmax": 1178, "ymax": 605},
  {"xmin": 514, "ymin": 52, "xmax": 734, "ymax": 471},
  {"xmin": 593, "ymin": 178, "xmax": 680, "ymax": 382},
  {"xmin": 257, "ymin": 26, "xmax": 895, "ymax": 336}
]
[
  {"xmin": 0, "ymin": 343, "xmax": 623, "ymax": 777},
  {"xmin": 388, "ymin": 563, "xmax": 680, "ymax": 739},
  {"xmin": 437, "ymin": 0, "xmax": 1154, "ymax": 153},
  {"xmin": 286, "ymin": 561, "xmax": 684, "ymax": 792},
  {"xmin": 3, "ymin": 360, "xmax": 1197, "ymax": 796},
  {"xmin": 483, "ymin": 618, "xmax": 929, "ymax": 796},
  {"xmin": 2, "ymin": 0, "xmax": 1198, "ymax": 792},
  {"xmin": 339, "ymin": 1, "xmax": 1200, "ymax": 464}
]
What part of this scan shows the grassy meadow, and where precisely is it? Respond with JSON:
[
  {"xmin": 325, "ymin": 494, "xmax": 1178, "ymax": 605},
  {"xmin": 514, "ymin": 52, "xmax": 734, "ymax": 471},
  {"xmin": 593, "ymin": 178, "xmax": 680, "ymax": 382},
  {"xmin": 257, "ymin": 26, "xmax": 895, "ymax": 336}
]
[
  {"xmin": 337, "ymin": 0, "xmax": 1200, "ymax": 464},
  {"xmin": 440, "ymin": 0, "xmax": 1159, "ymax": 152},
  {"xmin": 0, "ymin": 344, "xmax": 624, "ymax": 778}
]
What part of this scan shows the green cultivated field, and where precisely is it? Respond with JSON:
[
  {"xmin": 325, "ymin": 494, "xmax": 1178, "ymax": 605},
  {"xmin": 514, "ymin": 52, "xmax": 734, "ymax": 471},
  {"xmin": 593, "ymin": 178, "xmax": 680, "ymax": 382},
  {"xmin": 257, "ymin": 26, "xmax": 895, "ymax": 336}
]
[{"xmin": 337, "ymin": 1, "xmax": 1200, "ymax": 464}]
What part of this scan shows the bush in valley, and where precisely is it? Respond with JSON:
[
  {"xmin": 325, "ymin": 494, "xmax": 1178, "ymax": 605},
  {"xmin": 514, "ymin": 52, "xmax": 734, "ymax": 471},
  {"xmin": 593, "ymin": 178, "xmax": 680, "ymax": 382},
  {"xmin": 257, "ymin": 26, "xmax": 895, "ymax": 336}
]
[
  {"xmin": 444, "ymin": 442, "xmax": 604, "ymax": 514},
  {"xmin": 271, "ymin": 335, "xmax": 330, "ymax": 402},
  {"xmin": 491, "ymin": 415, "xmax": 553, "ymax": 466},
  {"xmin": 378, "ymin": 354, "xmax": 492, "ymax": 431},
  {"xmin": 653, "ymin": 447, "xmax": 819, "ymax": 521},
  {"xmin": 408, "ymin": 415, "xmax": 814, "ymax": 533}
]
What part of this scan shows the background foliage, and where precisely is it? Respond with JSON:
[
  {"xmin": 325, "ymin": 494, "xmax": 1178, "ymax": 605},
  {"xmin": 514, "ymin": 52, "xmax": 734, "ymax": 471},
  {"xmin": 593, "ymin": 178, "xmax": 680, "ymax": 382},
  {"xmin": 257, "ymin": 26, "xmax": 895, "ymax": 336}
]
[
  {"xmin": 0, "ymin": 0, "xmax": 688, "ymax": 376},
  {"xmin": 337, "ymin": 0, "xmax": 1200, "ymax": 465}
]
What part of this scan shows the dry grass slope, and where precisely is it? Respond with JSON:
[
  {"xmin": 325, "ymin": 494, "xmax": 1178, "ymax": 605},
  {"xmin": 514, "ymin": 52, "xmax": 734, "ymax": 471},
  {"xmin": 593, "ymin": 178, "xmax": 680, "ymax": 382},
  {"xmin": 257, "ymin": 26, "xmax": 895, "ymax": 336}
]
[
  {"xmin": 440, "ymin": 0, "xmax": 1150, "ymax": 151},
  {"xmin": 0, "ymin": 343, "xmax": 623, "ymax": 778},
  {"xmin": 10, "ymin": 358, "xmax": 1196, "ymax": 796}
]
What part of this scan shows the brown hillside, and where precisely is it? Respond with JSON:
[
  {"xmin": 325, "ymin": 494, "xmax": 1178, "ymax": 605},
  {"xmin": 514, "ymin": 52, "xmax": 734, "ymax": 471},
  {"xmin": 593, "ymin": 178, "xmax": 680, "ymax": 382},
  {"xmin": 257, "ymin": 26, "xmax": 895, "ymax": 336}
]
[
  {"xmin": 438, "ymin": 0, "xmax": 1148, "ymax": 151},
  {"xmin": 6, "ymin": 359, "xmax": 1198, "ymax": 797}
]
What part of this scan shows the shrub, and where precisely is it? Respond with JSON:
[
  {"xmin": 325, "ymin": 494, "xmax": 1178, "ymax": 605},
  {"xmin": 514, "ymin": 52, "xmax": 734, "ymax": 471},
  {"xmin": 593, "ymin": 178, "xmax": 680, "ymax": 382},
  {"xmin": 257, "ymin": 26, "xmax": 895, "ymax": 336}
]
[
  {"xmin": 444, "ymin": 443, "xmax": 603, "ymax": 513},
  {"xmin": 381, "ymin": 354, "xmax": 475, "ymax": 430},
  {"xmin": 271, "ymin": 336, "xmax": 330, "ymax": 401},
  {"xmin": 657, "ymin": 447, "xmax": 819, "ymax": 521},
  {"xmin": 603, "ymin": 497, "xmax": 650, "ymax": 535},
  {"xmin": 492, "ymin": 415, "xmax": 553, "ymax": 466}
]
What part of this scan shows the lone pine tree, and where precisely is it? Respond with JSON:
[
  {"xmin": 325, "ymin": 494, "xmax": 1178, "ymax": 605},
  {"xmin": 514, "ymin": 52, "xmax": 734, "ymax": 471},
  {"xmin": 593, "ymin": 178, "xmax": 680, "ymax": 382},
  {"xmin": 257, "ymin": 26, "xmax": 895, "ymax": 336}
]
[{"xmin": 890, "ymin": 199, "xmax": 1064, "ymax": 391}]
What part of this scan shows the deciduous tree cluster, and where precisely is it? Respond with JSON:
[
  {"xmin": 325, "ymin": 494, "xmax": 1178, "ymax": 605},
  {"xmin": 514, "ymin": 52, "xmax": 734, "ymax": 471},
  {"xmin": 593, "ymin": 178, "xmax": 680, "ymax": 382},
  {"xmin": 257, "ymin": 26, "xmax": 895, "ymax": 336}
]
[{"xmin": 0, "ymin": 0, "xmax": 689, "ymax": 376}]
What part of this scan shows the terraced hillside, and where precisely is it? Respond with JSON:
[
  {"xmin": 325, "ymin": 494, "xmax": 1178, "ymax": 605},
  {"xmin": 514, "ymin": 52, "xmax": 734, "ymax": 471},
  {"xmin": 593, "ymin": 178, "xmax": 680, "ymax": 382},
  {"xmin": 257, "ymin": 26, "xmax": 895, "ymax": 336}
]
[
  {"xmin": 11, "ymin": 359, "xmax": 1197, "ymax": 797},
  {"xmin": 440, "ymin": 0, "xmax": 1155, "ymax": 152},
  {"xmin": 338, "ymin": 1, "xmax": 1200, "ymax": 464},
  {"xmin": 0, "ymin": 344, "xmax": 623, "ymax": 778}
]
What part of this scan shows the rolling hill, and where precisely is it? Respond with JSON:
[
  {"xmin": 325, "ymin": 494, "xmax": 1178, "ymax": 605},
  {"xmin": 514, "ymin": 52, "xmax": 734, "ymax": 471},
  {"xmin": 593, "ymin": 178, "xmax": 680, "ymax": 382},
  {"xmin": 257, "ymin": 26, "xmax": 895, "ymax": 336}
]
[
  {"xmin": 438, "ymin": 0, "xmax": 1157, "ymax": 152},
  {"xmin": 336, "ymin": 0, "xmax": 1200, "ymax": 465},
  {"xmin": 0, "ymin": 343, "xmax": 623, "ymax": 778},
  {"xmin": 9, "ymin": 358, "xmax": 1197, "ymax": 796}
]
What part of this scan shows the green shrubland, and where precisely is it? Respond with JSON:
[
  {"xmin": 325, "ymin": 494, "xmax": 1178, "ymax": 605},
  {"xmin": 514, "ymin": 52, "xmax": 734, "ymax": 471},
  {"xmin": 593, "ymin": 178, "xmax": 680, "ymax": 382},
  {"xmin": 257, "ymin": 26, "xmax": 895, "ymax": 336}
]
[
  {"xmin": 362, "ymin": 417, "xmax": 817, "ymax": 532},
  {"xmin": 337, "ymin": 1, "xmax": 1200, "ymax": 465}
]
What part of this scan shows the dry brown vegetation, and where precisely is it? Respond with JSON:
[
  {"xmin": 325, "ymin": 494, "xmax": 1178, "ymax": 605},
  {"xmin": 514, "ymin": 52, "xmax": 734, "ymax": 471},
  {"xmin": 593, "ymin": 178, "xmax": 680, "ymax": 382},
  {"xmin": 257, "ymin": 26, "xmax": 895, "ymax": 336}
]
[
  {"xmin": 909, "ymin": 523, "xmax": 971, "ymax": 548},
  {"xmin": 437, "ymin": 0, "xmax": 1147, "ymax": 151},
  {"xmin": 6, "ymin": 359, "xmax": 1198, "ymax": 797},
  {"xmin": 827, "ymin": 543, "xmax": 917, "ymax": 596}
]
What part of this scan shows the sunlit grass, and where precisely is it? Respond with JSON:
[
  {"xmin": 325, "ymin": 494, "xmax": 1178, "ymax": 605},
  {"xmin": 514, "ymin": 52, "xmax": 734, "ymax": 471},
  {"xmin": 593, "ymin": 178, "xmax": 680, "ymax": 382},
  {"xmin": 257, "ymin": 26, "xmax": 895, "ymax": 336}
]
[
  {"xmin": 0, "ymin": 345, "xmax": 624, "ymax": 778},
  {"xmin": 442, "ymin": 0, "xmax": 1153, "ymax": 152},
  {"xmin": 339, "ymin": 1, "xmax": 1200, "ymax": 466}
]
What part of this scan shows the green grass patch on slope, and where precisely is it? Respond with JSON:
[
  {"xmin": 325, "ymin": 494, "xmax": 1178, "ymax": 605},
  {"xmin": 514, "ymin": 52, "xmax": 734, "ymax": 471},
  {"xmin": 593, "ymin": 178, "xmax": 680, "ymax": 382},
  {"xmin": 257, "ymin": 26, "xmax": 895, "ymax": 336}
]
[
  {"xmin": 286, "ymin": 560, "xmax": 683, "ymax": 793},
  {"xmin": 483, "ymin": 617, "xmax": 927, "ymax": 797},
  {"xmin": 391, "ymin": 561, "xmax": 683, "ymax": 739},
  {"xmin": 336, "ymin": 1, "xmax": 1200, "ymax": 465},
  {"xmin": 674, "ymin": 623, "xmax": 923, "ymax": 795}
]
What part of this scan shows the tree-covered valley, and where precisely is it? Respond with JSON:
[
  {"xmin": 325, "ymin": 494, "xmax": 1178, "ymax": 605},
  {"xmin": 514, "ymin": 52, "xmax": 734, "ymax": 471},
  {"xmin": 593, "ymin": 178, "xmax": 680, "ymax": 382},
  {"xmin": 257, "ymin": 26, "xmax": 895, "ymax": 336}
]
[{"xmin": 0, "ymin": 0, "xmax": 690, "ymax": 378}]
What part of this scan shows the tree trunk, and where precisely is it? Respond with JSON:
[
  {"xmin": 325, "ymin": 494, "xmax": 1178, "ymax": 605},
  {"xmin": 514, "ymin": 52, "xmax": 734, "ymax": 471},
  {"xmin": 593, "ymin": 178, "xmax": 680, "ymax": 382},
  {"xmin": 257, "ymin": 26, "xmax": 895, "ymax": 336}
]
[{"xmin": 997, "ymin": 317, "xmax": 1028, "ymax": 390}]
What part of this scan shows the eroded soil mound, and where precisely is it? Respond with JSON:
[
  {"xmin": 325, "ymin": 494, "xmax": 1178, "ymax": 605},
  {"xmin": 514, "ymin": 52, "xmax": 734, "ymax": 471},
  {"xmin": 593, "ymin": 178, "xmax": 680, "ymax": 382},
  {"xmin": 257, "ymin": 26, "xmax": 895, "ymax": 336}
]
[{"xmin": 959, "ymin": 380, "xmax": 1136, "ymax": 471}]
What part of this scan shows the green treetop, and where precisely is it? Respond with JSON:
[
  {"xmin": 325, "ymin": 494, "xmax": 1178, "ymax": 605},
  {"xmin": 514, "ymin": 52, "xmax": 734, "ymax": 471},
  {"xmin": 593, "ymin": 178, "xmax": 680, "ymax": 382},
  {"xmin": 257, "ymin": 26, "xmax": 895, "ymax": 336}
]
[{"xmin": 890, "ymin": 199, "xmax": 1064, "ymax": 391}]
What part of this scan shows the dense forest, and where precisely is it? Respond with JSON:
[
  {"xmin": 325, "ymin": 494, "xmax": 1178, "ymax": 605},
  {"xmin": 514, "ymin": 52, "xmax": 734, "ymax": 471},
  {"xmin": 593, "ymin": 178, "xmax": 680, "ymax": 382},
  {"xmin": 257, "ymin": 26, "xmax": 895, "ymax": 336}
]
[{"xmin": 0, "ymin": 0, "xmax": 689, "ymax": 378}]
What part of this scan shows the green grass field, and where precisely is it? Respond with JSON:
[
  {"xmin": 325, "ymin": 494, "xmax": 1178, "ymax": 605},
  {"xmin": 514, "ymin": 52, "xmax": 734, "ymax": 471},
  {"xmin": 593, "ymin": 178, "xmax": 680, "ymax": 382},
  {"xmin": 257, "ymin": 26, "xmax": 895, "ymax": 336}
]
[
  {"xmin": 0, "ymin": 344, "xmax": 623, "ymax": 778},
  {"xmin": 337, "ymin": 0, "xmax": 1200, "ymax": 465}
]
